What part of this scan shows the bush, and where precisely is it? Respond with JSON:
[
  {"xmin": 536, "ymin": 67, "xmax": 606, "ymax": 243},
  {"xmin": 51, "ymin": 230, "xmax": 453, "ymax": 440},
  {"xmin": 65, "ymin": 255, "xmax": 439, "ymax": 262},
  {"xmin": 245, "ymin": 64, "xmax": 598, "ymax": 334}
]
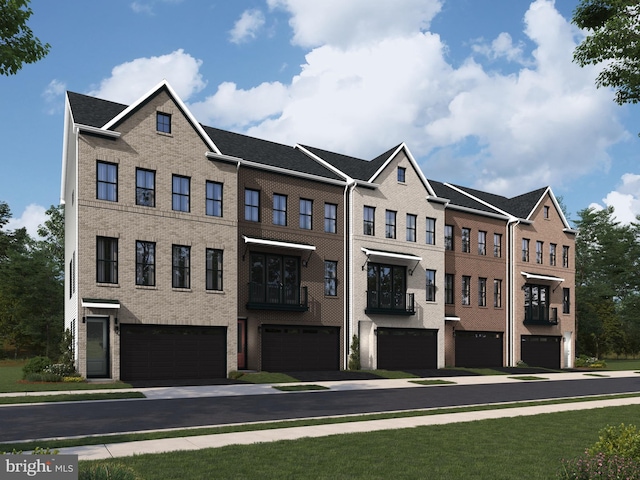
[
  {"xmin": 63, "ymin": 376, "xmax": 86, "ymax": 383},
  {"xmin": 348, "ymin": 335, "xmax": 360, "ymax": 370},
  {"xmin": 588, "ymin": 424, "xmax": 640, "ymax": 461},
  {"xmin": 79, "ymin": 463, "xmax": 140, "ymax": 480},
  {"xmin": 575, "ymin": 355, "xmax": 608, "ymax": 369},
  {"xmin": 24, "ymin": 372, "xmax": 62, "ymax": 382},
  {"xmin": 22, "ymin": 356, "xmax": 52, "ymax": 379},
  {"xmin": 228, "ymin": 370, "xmax": 244, "ymax": 380},
  {"xmin": 44, "ymin": 363, "xmax": 77, "ymax": 377},
  {"xmin": 558, "ymin": 451, "xmax": 640, "ymax": 479}
]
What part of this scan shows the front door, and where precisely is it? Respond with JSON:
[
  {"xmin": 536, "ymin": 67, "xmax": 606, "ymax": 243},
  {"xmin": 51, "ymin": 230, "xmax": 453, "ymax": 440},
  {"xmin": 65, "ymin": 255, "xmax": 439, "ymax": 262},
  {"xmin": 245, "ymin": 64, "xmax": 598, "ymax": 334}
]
[
  {"xmin": 237, "ymin": 319, "xmax": 247, "ymax": 370},
  {"xmin": 86, "ymin": 317, "xmax": 109, "ymax": 377}
]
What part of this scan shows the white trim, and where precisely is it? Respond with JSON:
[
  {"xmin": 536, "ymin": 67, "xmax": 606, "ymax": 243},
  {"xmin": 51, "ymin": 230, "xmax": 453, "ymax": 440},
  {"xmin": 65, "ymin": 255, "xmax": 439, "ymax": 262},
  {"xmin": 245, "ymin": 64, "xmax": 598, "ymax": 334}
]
[
  {"xmin": 243, "ymin": 236, "xmax": 316, "ymax": 251},
  {"xmin": 81, "ymin": 300, "xmax": 120, "ymax": 309},
  {"xmin": 361, "ymin": 247, "xmax": 422, "ymax": 263},
  {"xmin": 75, "ymin": 124, "xmax": 121, "ymax": 138},
  {"xmin": 232, "ymin": 157, "xmax": 348, "ymax": 187},
  {"xmin": 521, "ymin": 272, "xmax": 565, "ymax": 283},
  {"xmin": 445, "ymin": 316, "xmax": 461, "ymax": 322}
]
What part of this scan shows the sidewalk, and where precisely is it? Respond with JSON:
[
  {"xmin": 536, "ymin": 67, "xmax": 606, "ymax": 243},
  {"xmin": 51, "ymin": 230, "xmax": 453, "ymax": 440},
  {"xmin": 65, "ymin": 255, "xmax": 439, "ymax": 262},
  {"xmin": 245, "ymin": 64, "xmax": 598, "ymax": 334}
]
[{"xmin": 8, "ymin": 370, "xmax": 640, "ymax": 460}]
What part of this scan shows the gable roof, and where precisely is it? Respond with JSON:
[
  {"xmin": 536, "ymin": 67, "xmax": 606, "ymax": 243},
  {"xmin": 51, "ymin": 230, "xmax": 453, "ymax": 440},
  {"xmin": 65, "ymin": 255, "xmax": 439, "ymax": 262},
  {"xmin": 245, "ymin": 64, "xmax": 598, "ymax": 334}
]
[
  {"xmin": 429, "ymin": 180, "xmax": 505, "ymax": 217},
  {"xmin": 67, "ymin": 92, "xmax": 127, "ymax": 128}
]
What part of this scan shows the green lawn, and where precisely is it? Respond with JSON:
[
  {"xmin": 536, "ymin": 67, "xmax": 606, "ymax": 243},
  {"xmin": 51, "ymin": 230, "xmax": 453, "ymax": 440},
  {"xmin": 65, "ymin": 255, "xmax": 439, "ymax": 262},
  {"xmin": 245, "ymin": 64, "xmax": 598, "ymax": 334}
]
[{"xmin": 603, "ymin": 358, "xmax": 640, "ymax": 371}]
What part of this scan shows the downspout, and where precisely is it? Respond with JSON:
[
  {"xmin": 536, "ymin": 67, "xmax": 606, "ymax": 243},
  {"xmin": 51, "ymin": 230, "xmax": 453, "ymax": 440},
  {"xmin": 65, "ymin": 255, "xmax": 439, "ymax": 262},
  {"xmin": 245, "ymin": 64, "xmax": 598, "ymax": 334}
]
[
  {"xmin": 507, "ymin": 218, "xmax": 520, "ymax": 366},
  {"xmin": 343, "ymin": 180, "xmax": 356, "ymax": 369}
]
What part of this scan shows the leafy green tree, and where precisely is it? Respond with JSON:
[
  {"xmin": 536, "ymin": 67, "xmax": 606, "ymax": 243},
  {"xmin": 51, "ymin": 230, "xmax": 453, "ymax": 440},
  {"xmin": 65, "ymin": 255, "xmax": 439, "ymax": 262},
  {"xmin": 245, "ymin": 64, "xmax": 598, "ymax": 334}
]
[
  {"xmin": 0, "ymin": 0, "xmax": 50, "ymax": 75},
  {"xmin": 572, "ymin": 0, "xmax": 640, "ymax": 105},
  {"xmin": 37, "ymin": 204, "xmax": 64, "ymax": 279}
]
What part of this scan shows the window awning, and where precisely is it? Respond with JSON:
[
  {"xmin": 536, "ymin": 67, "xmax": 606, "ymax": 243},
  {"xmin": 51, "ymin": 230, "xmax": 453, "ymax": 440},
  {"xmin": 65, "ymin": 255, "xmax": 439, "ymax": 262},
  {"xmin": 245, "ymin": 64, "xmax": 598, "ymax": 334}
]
[
  {"xmin": 82, "ymin": 298, "xmax": 120, "ymax": 309},
  {"xmin": 445, "ymin": 316, "xmax": 461, "ymax": 322},
  {"xmin": 521, "ymin": 272, "xmax": 565, "ymax": 283},
  {"xmin": 243, "ymin": 236, "xmax": 316, "ymax": 252},
  {"xmin": 361, "ymin": 247, "xmax": 422, "ymax": 263}
]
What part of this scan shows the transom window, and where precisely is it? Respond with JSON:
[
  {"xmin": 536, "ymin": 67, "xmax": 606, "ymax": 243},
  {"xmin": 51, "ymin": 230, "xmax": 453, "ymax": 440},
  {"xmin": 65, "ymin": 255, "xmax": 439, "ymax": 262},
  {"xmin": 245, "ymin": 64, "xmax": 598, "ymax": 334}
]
[
  {"xmin": 363, "ymin": 206, "xmax": 375, "ymax": 235},
  {"xmin": 206, "ymin": 248, "xmax": 223, "ymax": 291},
  {"xmin": 172, "ymin": 245, "xmax": 191, "ymax": 289},
  {"xmin": 156, "ymin": 112, "xmax": 171, "ymax": 133},
  {"xmin": 136, "ymin": 168, "xmax": 155, "ymax": 207},
  {"xmin": 385, "ymin": 210, "xmax": 396, "ymax": 239},
  {"xmin": 172, "ymin": 175, "xmax": 190, "ymax": 212},
  {"xmin": 206, "ymin": 181, "xmax": 223, "ymax": 217},
  {"xmin": 406, "ymin": 214, "xmax": 417, "ymax": 242},
  {"xmin": 136, "ymin": 241, "xmax": 155, "ymax": 286},
  {"xmin": 325, "ymin": 203, "xmax": 337, "ymax": 233},
  {"xmin": 300, "ymin": 199, "xmax": 313, "ymax": 230},
  {"xmin": 273, "ymin": 194, "xmax": 287, "ymax": 226},
  {"xmin": 245, "ymin": 189, "xmax": 260, "ymax": 222},
  {"xmin": 97, "ymin": 161, "xmax": 117, "ymax": 202},
  {"xmin": 96, "ymin": 236, "xmax": 118, "ymax": 284}
]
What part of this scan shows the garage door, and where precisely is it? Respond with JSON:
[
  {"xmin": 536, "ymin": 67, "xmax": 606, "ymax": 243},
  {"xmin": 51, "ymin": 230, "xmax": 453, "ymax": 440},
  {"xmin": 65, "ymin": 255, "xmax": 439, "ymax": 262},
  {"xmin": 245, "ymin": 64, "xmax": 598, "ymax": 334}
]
[
  {"xmin": 262, "ymin": 325, "xmax": 340, "ymax": 372},
  {"xmin": 521, "ymin": 335, "xmax": 561, "ymax": 369},
  {"xmin": 377, "ymin": 327, "xmax": 437, "ymax": 370},
  {"xmin": 120, "ymin": 325, "xmax": 227, "ymax": 381},
  {"xmin": 455, "ymin": 331, "xmax": 503, "ymax": 368}
]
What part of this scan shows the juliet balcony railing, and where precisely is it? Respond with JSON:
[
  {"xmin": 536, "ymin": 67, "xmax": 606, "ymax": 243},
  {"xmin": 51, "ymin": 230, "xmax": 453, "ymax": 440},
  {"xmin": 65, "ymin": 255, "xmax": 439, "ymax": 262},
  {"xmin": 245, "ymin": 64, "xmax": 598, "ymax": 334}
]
[
  {"xmin": 524, "ymin": 307, "xmax": 558, "ymax": 326},
  {"xmin": 247, "ymin": 282, "xmax": 309, "ymax": 311},
  {"xmin": 365, "ymin": 291, "xmax": 415, "ymax": 316}
]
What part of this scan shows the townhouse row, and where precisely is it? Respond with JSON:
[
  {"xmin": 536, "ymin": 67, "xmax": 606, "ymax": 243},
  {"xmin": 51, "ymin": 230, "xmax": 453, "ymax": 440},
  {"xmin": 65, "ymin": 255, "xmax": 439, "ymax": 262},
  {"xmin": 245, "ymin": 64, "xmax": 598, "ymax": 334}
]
[{"xmin": 61, "ymin": 81, "xmax": 576, "ymax": 381}]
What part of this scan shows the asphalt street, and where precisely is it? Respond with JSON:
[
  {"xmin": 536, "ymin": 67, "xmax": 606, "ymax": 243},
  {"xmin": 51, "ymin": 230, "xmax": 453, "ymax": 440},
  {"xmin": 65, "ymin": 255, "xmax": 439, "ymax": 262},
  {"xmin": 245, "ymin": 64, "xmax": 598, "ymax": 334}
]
[{"xmin": 2, "ymin": 376, "xmax": 640, "ymax": 443}]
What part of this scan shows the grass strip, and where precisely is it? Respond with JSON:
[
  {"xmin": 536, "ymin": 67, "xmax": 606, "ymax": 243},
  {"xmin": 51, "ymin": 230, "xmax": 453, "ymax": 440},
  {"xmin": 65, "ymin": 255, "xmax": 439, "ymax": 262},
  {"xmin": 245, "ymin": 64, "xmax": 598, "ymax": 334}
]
[
  {"xmin": 272, "ymin": 385, "xmax": 329, "ymax": 392},
  {"xmin": 409, "ymin": 380, "xmax": 456, "ymax": 386},
  {"xmin": 508, "ymin": 376, "xmax": 547, "ymax": 381},
  {"xmin": 0, "ymin": 392, "xmax": 145, "ymax": 405}
]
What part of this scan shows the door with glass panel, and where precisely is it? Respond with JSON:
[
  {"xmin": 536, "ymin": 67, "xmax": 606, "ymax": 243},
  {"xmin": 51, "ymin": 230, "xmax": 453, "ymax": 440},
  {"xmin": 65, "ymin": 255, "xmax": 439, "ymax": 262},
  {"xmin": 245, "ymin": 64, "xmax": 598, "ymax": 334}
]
[{"xmin": 86, "ymin": 317, "xmax": 109, "ymax": 377}]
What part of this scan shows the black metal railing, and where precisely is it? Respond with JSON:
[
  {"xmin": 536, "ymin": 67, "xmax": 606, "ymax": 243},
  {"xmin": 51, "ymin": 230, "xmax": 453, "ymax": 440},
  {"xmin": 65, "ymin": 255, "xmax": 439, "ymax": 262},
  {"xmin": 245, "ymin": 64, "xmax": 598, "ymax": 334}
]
[
  {"xmin": 524, "ymin": 307, "xmax": 558, "ymax": 325},
  {"xmin": 247, "ymin": 282, "xmax": 308, "ymax": 311},
  {"xmin": 365, "ymin": 291, "xmax": 415, "ymax": 315}
]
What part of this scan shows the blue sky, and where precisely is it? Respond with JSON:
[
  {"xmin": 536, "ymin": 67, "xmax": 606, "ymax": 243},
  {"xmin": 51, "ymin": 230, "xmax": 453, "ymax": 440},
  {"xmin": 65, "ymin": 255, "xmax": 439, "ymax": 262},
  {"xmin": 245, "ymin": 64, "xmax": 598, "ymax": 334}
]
[{"xmin": 2, "ymin": 0, "xmax": 639, "ymax": 236}]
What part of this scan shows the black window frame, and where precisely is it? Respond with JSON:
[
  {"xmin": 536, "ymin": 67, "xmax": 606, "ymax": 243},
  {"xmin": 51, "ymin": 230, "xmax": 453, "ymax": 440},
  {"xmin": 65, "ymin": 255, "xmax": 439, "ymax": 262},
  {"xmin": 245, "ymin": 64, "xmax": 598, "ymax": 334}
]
[
  {"xmin": 97, "ymin": 161, "xmax": 118, "ymax": 202},
  {"xmin": 245, "ymin": 188, "xmax": 260, "ymax": 222},
  {"xmin": 135, "ymin": 168, "xmax": 155, "ymax": 207},
  {"xmin": 563, "ymin": 288, "xmax": 571, "ymax": 314},
  {"xmin": 135, "ymin": 240, "xmax": 156, "ymax": 286},
  {"xmin": 172, "ymin": 245, "xmax": 191, "ymax": 289},
  {"xmin": 425, "ymin": 217, "xmax": 436, "ymax": 245},
  {"xmin": 397, "ymin": 166, "xmax": 406, "ymax": 183},
  {"xmin": 324, "ymin": 203, "xmax": 337, "ymax": 233},
  {"xmin": 300, "ymin": 198, "xmax": 313, "ymax": 230},
  {"xmin": 550, "ymin": 243, "xmax": 557, "ymax": 266},
  {"xmin": 172, "ymin": 175, "xmax": 190, "ymax": 212},
  {"xmin": 462, "ymin": 275, "xmax": 471, "ymax": 306},
  {"xmin": 445, "ymin": 273, "xmax": 454, "ymax": 304},
  {"xmin": 563, "ymin": 246, "xmax": 570, "ymax": 268},
  {"xmin": 273, "ymin": 193, "xmax": 287, "ymax": 226},
  {"xmin": 445, "ymin": 224, "xmax": 453, "ymax": 250},
  {"xmin": 206, "ymin": 248, "xmax": 223, "ymax": 291},
  {"xmin": 524, "ymin": 284, "xmax": 552, "ymax": 324},
  {"xmin": 385, "ymin": 210, "xmax": 396, "ymax": 239},
  {"xmin": 494, "ymin": 233, "xmax": 502, "ymax": 257},
  {"xmin": 478, "ymin": 277, "xmax": 487, "ymax": 307},
  {"xmin": 536, "ymin": 241, "xmax": 543, "ymax": 264},
  {"xmin": 522, "ymin": 238, "xmax": 530, "ymax": 262},
  {"xmin": 494, "ymin": 279, "xmax": 502, "ymax": 308},
  {"xmin": 426, "ymin": 269, "xmax": 436, "ymax": 302},
  {"xmin": 96, "ymin": 236, "xmax": 118, "ymax": 284},
  {"xmin": 363, "ymin": 206, "xmax": 375, "ymax": 236},
  {"xmin": 478, "ymin": 231, "xmax": 487, "ymax": 256},
  {"xmin": 324, "ymin": 260, "xmax": 338, "ymax": 296},
  {"xmin": 156, "ymin": 112, "xmax": 171, "ymax": 133},
  {"xmin": 461, "ymin": 228, "xmax": 471, "ymax": 253},
  {"xmin": 206, "ymin": 181, "xmax": 223, "ymax": 217},
  {"xmin": 406, "ymin": 214, "xmax": 417, "ymax": 242}
]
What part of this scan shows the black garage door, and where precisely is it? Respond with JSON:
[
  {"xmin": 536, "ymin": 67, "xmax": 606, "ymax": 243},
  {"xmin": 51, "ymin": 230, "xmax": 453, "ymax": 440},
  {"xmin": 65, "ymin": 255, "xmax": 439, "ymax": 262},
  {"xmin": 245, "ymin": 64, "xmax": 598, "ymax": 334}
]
[
  {"xmin": 455, "ymin": 331, "xmax": 503, "ymax": 368},
  {"xmin": 120, "ymin": 325, "xmax": 227, "ymax": 381},
  {"xmin": 521, "ymin": 335, "xmax": 561, "ymax": 369},
  {"xmin": 262, "ymin": 325, "xmax": 340, "ymax": 372},
  {"xmin": 377, "ymin": 327, "xmax": 437, "ymax": 370}
]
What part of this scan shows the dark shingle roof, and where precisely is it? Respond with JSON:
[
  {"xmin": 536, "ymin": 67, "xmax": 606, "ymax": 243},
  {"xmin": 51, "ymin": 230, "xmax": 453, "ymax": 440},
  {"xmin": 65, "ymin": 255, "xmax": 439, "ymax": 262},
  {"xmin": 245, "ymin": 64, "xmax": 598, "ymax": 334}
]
[
  {"xmin": 444, "ymin": 183, "xmax": 548, "ymax": 219},
  {"xmin": 67, "ymin": 92, "xmax": 127, "ymax": 128},
  {"xmin": 302, "ymin": 144, "xmax": 400, "ymax": 182},
  {"xmin": 429, "ymin": 180, "xmax": 501, "ymax": 215}
]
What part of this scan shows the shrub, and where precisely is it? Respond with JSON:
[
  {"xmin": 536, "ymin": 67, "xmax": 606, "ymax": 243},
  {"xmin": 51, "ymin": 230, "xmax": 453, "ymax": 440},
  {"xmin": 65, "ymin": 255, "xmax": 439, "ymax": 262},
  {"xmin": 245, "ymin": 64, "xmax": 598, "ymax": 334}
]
[
  {"xmin": 63, "ymin": 376, "xmax": 86, "ymax": 383},
  {"xmin": 228, "ymin": 370, "xmax": 244, "ymax": 380},
  {"xmin": 575, "ymin": 355, "xmax": 608, "ymax": 369},
  {"xmin": 22, "ymin": 356, "xmax": 52, "ymax": 379},
  {"xmin": 24, "ymin": 372, "xmax": 62, "ymax": 382},
  {"xmin": 588, "ymin": 424, "xmax": 640, "ymax": 461},
  {"xmin": 45, "ymin": 363, "xmax": 77, "ymax": 377},
  {"xmin": 79, "ymin": 463, "xmax": 140, "ymax": 480},
  {"xmin": 558, "ymin": 451, "xmax": 640, "ymax": 479},
  {"xmin": 516, "ymin": 360, "xmax": 528, "ymax": 367},
  {"xmin": 348, "ymin": 334, "xmax": 360, "ymax": 370}
]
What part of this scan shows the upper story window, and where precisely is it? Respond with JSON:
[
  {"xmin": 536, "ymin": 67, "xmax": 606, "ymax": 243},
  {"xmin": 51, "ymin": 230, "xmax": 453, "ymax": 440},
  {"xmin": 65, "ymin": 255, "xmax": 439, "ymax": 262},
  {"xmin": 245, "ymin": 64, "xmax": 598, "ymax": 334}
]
[
  {"xmin": 206, "ymin": 248, "xmax": 223, "ymax": 291},
  {"xmin": 97, "ymin": 161, "xmax": 117, "ymax": 202},
  {"xmin": 245, "ymin": 189, "xmax": 260, "ymax": 222},
  {"xmin": 550, "ymin": 243, "xmax": 557, "ymax": 266},
  {"xmin": 563, "ymin": 246, "xmax": 570, "ymax": 268},
  {"xmin": 96, "ymin": 236, "xmax": 118, "ymax": 284},
  {"xmin": 363, "ymin": 206, "xmax": 375, "ymax": 235},
  {"xmin": 206, "ymin": 181, "xmax": 223, "ymax": 217},
  {"xmin": 494, "ymin": 233, "xmax": 502, "ymax": 257},
  {"xmin": 445, "ymin": 274, "xmax": 454, "ymax": 304},
  {"xmin": 406, "ymin": 214, "xmax": 417, "ymax": 242},
  {"xmin": 156, "ymin": 112, "xmax": 171, "ymax": 133},
  {"xmin": 425, "ymin": 217, "xmax": 436, "ymax": 245},
  {"xmin": 478, "ymin": 231, "xmax": 487, "ymax": 256},
  {"xmin": 385, "ymin": 210, "xmax": 396, "ymax": 239},
  {"xmin": 324, "ymin": 203, "xmax": 337, "ymax": 233},
  {"xmin": 426, "ymin": 269, "xmax": 436, "ymax": 302},
  {"xmin": 172, "ymin": 245, "xmax": 191, "ymax": 289},
  {"xmin": 366, "ymin": 263, "xmax": 411, "ymax": 313},
  {"xmin": 524, "ymin": 284, "xmax": 554, "ymax": 324},
  {"xmin": 172, "ymin": 175, "xmax": 190, "ymax": 212},
  {"xmin": 445, "ymin": 224, "xmax": 453, "ymax": 250},
  {"xmin": 522, "ymin": 238, "xmax": 530, "ymax": 262},
  {"xmin": 136, "ymin": 241, "xmax": 155, "ymax": 286},
  {"xmin": 494, "ymin": 279, "xmax": 502, "ymax": 308},
  {"xmin": 536, "ymin": 241, "xmax": 544, "ymax": 264},
  {"xmin": 461, "ymin": 275, "xmax": 471, "ymax": 305},
  {"xmin": 300, "ymin": 199, "xmax": 313, "ymax": 230},
  {"xmin": 563, "ymin": 288, "xmax": 571, "ymax": 314},
  {"xmin": 461, "ymin": 228, "xmax": 471, "ymax": 253},
  {"xmin": 136, "ymin": 168, "xmax": 155, "ymax": 207},
  {"xmin": 397, "ymin": 167, "xmax": 406, "ymax": 183},
  {"xmin": 478, "ymin": 277, "xmax": 487, "ymax": 307},
  {"xmin": 544, "ymin": 206, "xmax": 550, "ymax": 219},
  {"xmin": 324, "ymin": 260, "xmax": 338, "ymax": 296},
  {"xmin": 273, "ymin": 194, "xmax": 287, "ymax": 226}
]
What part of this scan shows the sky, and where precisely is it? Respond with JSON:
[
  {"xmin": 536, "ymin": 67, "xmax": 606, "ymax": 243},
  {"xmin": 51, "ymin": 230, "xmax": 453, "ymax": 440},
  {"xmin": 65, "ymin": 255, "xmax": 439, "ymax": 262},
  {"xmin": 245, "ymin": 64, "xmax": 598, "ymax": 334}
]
[{"xmin": 2, "ymin": 0, "xmax": 639, "ymax": 237}]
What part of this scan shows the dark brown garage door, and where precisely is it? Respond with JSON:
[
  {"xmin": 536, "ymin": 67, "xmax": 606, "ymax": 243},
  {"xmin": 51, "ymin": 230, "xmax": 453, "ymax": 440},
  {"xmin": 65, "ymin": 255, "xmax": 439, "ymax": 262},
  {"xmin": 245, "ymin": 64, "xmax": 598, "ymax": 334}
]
[
  {"xmin": 261, "ymin": 325, "xmax": 340, "ymax": 372},
  {"xmin": 120, "ymin": 325, "xmax": 227, "ymax": 381},
  {"xmin": 521, "ymin": 335, "xmax": 561, "ymax": 369},
  {"xmin": 377, "ymin": 327, "xmax": 437, "ymax": 370},
  {"xmin": 455, "ymin": 331, "xmax": 503, "ymax": 368}
]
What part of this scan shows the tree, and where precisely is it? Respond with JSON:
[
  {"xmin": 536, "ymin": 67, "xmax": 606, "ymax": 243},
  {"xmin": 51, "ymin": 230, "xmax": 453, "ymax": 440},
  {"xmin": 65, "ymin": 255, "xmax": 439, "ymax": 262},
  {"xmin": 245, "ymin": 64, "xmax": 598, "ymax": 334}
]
[
  {"xmin": 37, "ymin": 204, "xmax": 64, "ymax": 280},
  {"xmin": 0, "ymin": 0, "xmax": 50, "ymax": 76},
  {"xmin": 572, "ymin": 0, "xmax": 640, "ymax": 105}
]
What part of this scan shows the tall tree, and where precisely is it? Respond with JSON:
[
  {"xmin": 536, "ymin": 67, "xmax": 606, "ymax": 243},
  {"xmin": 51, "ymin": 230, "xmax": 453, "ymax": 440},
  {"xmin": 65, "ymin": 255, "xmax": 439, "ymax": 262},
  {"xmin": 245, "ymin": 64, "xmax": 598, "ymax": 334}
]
[
  {"xmin": 0, "ymin": 0, "xmax": 50, "ymax": 75},
  {"xmin": 37, "ymin": 204, "xmax": 64, "ymax": 279},
  {"xmin": 572, "ymin": 0, "xmax": 640, "ymax": 105}
]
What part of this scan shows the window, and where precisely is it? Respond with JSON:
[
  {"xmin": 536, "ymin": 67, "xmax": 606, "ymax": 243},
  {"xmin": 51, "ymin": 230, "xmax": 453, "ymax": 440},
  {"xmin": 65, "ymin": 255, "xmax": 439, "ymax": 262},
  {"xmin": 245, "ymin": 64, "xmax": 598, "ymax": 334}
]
[
  {"xmin": 494, "ymin": 279, "xmax": 502, "ymax": 308},
  {"xmin": 461, "ymin": 228, "xmax": 471, "ymax": 253},
  {"xmin": 544, "ymin": 206, "xmax": 550, "ymax": 219},
  {"xmin": 563, "ymin": 246, "xmax": 570, "ymax": 268},
  {"xmin": 245, "ymin": 189, "xmax": 260, "ymax": 222},
  {"xmin": 397, "ymin": 167, "xmax": 406, "ymax": 183},
  {"xmin": 462, "ymin": 276, "xmax": 471, "ymax": 305},
  {"xmin": 425, "ymin": 217, "xmax": 436, "ymax": 245},
  {"xmin": 136, "ymin": 168, "xmax": 155, "ymax": 207},
  {"xmin": 478, "ymin": 277, "xmax": 487, "ymax": 307},
  {"xmin": 273, "ymin": 194, "xmax": 287, "ymax": 226},
  {"xmin": 536, "ymin": 241, "xmax": 543, "ymax": 264},
  {"xmin": 563, "ymin": 288, "xmax": 571, "ymax": 314},
  {"xmin": 406, "ymin": 214, "xmax": 417, "ymax": 242},
  {"xmin": 524, "ymin": 284, "xmax": 552, "ymax": 324},
  {"xmin": 156, "ymin": 112, "xmax": 171, "ymax": 133},
  {"xmin": 363, "ymin": 206, "xmax": 375, "ymax": 235},
  {"xmin": 172, "ymin": 175, "xmax": 190, "ymax": 212},
  {"xmin": 445, "ymin": 225, "xmax": 453, "ymax": 250},
  {"xmin": 206, "ymin": 181, "xmax": 223, "ymax": 217},
  {"xmin": 367, "ymin": 263, "xmax": 408, "ymax": 311},
  {"xmin": 324, "ymin": 203, "xmax": 337, "ymax": 233},
  {"xmin": 324, "ymin": 261, "xmax": 338, "ymax": 296},
  {"xmin": 522, "ymin": 238, "xmax": 530, "ymax": 262},
  {"xmin": 445, "ymin": 274, "xmax": 454, "ymax": 304},
  {"xmin": 426, "ymin": 269, "xmax": 436, "ymax": 302},
  {"xmin": 96, "ymin": 237, "xmax": 118, "ymax": 284},
  {"xmin": 300, "ymin": 199, "xmax": 313, "ymax": 230},
  {"xmin": 250, "ymin": 253, "xmax": 301, "ymax": 305},
  {"xmin": 385, "ymin": 210, "xmax": 396, "ymax": 239},
  {"xmin": 136, "ymin": 241, "xmax": 155, "ymax": 286},
  {"xmin": 206, "ymin": 249, "xmax": 223, "ymax": 291},
  {"xmin": 549, "ymin": 243, "xmax": 557, "ymax": 266},
  {"xmin": 494, "ymin": 233, "xmax": 502, "ymax": 257},
  {"xmin": 97, "ymin": 161, "xmax": 117, "ymax": 201},
  {"xmin": 478, "ymin": 231, "xmax": 487, "ymax": 255},
  {"xmin": 172, "ymin": 245, "xmax": 190, "ymax": 289}
]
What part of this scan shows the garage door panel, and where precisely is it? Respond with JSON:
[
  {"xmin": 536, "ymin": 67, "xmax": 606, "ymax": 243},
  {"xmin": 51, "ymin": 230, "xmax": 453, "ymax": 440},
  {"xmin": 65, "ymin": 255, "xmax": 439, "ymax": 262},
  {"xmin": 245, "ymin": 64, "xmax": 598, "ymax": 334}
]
[
  {"xmin": 377, "ymin": 328, "xmax": 437, "ymax": 370},
  {"xmin": 455, "ymin": 331, "xmax": 503, "ymax": 368},
  {"xmin": 521, "ymin": 335, "xmax": 560, "ymax": 369},
  {"xmin": 262, "ymin": 325, "xmax": 339, "ymax": 372}
]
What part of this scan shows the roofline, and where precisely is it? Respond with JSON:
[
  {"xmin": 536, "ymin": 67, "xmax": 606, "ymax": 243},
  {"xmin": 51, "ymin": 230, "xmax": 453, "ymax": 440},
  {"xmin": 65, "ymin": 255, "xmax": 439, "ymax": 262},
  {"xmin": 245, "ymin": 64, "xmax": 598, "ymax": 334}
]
[
  {"xmin": 444, "ymin": 182, "xmax": 516, "ymax": 220},
  {"xmin": 75, "ymin": 123, "xmax": 121, "ymax": 138},
  {"xmin": 60, "ymin": 95, "xmax": 72, "ymax": 205},
  {"xmin": 444, "ymin": 203, "xmax": 512, "ymax": 221},
  {"xmin": 295, "ymin": 145, "xmax": 355, "ymax": 184},
  {"xmin": 369, "ymin": 143, "xmax": 437, "ymax": 197}
]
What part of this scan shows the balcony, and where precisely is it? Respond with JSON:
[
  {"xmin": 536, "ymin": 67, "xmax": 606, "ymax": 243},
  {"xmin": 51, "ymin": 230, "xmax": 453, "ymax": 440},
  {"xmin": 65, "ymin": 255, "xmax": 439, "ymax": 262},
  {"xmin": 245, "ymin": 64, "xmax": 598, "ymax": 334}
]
[
  {"xmin": 365, "ymin": 291, "xmax": 415, "ymax": 316},
  {"xmin": 524, "ymin": 307, "xmax": 558, "ymax": 326},
  {"xmin": 247, "ymin": 282, "xmax": 309, "ymax": 311}
]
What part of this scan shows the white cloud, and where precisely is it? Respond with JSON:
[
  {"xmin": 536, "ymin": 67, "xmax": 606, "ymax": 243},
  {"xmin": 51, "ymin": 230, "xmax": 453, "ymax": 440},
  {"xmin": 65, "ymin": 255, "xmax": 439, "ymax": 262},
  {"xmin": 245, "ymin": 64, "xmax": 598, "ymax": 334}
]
[
  {"xmin": 593, "ymin": 173, "xmax": 640, "ymax": 224},
  {"xmin": 130, "ymin": 0, "xmax": 183, "ymax": 15},
  {"xmin": 229, "ymin": 9, "xmax": 266, "ymax": 44},
  {"xmin": 6, "ymin": 204, "xmax": 47, "ymax": 239},
  {"xmin": 472, "ymin": 33, "xmax": 528, "ymax": 64},
  {"xmin": 42, "ymin": 79, "xmax": 67, "ymax": 115},
  {"xmin": 88, "ymin": 49, "xmax": 206, "ymax": 104}
]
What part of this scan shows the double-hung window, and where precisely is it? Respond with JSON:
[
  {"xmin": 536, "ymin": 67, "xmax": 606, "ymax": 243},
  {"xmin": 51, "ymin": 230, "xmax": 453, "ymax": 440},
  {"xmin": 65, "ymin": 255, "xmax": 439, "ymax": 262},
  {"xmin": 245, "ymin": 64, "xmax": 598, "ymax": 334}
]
[
  {"xmin": 478, "ymin": 277, "xmax": 487, "ymax": 307},
  {"xmin": 425, "ymin": 217, "xmax": 435, "ymax": 245},
  {"xmin": 406, "ymin": 214, "xmax": 417, "ymax": 242},
  {"xmin": 172, "ymin": 245, "xmax": 191, "ymax": 289},
  {"xmin": 426, "ymin": 269, "xmax": 436, "ymax": 302},
  {"xmin": 462, "ymin": 276, "xmax": 471, "ymax": 305},
  {"xmin": 385, "ymin": 210, "xmax": 396, "ymax": 239},
  {"xmin": 363, "ymin": 206, "xmax": 375, "ymax": 235},
  {"xmin": 494, "ymin": 233, "xmax": 502, "ymax": 257},
  {"xmin": 536, "ymin": 241, "xmax": 543, "ymax": 264},
  {"xmin": 97, "ymin": 161, "xmax": 117, "ymax": 202},
  {"xmin": 522, "ymin": 239, "xmax": 530, "ymax": 262},
  {"xmin": 549, "ymin": 243, "xmax": 557, "ymax": 266},
  {"xmin": 96, "ymin": 236, "xmax": 118, "ymax": 284},
  {"xmin": 461, "ymin": 228, "xmax": 471, "ymax": 253},
  {"xmin": 245, "ymin": 189, "xmax": 260, "ymax": 222},
  {"xmin": 445, "ymin": 274, "xmax": 454, "ymax": 304},
  {"xmin": 136, "ymin": 168, "xmax": 155, "ymax": 207},
  {"xmin": 135, "ymin": 241, "xmax": 155, "ymax": 286},
  {"xmin": 445, "ymin": 225, "xmax": 453, "ymax": 250},
  {"xmin": 273, "ymin": 194, "xmax": 287, "ymax": 226},
  {"xmin": 206, "ymin": 181, "xmax": 223, "ymax": 217},
  {"xmin": 325, "ymin": 203, "xmax": 337, "ymax": 233},
  {"xmin": 478, "ymin": 231, "xmax": 487, "ymax": 255},
  {"xmin": 563, "ymin": 246, "xmax": 570, "ymax": 268},
  {"xmin": 172, "ymin": 175, "xmax": 190, "ymax": 212},
  {"xmin": 494, "ymin": 279, "xmax": 502, "ymax": 308},
  {"xmin": 206, "ymin": 249, "xmax": 223, "ymax": 291},
  {"xmin": 563, "ymin": 288, "xmax": 571, "ymax": 314},
  {"xmin": 300, "ymin": 199, "xmax": 313, "ymax": 230},
  {"xmin": 324, "ymin": 261, "xmax": 338, "ymax": 296}
]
